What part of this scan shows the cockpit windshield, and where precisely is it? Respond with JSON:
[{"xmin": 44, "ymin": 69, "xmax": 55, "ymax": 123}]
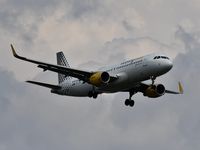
[{"xmin": 154, "ymin": 56, "xmax": 169, "ymax": 60}]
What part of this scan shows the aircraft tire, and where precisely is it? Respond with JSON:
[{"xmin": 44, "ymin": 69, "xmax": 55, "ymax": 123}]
[
  {"xmin": 93, "ymin": 93, "xmax": 98, "ymax": 99},
  {"xmin": 125, "ymin": 99, "xmax": 130, "ymax": 106},
  {"xmin": 125, "ymin": 99, "xmax": 135, "ymax": 107},
  {"xmin": 88, "ymin": 91, "xmax": 93, "ymax": 98},
  {"xmin": 129, "ymin": 100, "xmax": 135, "ymax": 107}
]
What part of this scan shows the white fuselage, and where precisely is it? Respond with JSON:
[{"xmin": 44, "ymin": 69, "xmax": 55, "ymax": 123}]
[{"xmin": 52, "ymin": 53, "xmax": 173, "ymax": 97}]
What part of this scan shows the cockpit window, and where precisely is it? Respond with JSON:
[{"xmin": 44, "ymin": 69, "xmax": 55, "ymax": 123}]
[
  {"xmin": 154, "ymin": 56, "xmax": 169, "ymax": 60},
  {"xmin": 154, "ymin": 56, "xmax": 158, "ymax": 59},
  {"xmin": 161, "ymin": 56, "xmax": 169, "ymax": 59}
]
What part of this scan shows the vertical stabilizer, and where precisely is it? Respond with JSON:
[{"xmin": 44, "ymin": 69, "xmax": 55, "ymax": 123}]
[{"xmin": 57, "ymin": 51, "xmax": 71, "ymax": 84}]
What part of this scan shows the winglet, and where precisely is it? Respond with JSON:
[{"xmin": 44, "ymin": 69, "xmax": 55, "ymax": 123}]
[
  {"xmin": 10, "ymin": 44, "xmax": 19, "ymax": 57},
  {"xmin": 178, "ymin": 82, "xmax": 183, "ymax": 94}
]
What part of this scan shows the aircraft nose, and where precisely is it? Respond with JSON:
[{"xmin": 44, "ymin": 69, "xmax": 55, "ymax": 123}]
[{"xmin": 164, "ymin": 60, "xmax": 173, "ymax": 71}]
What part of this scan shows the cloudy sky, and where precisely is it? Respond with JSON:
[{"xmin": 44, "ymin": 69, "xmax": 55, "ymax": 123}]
[{"xmin": 0, "ymin": 0, "xmax": 200, "ymax": 149}]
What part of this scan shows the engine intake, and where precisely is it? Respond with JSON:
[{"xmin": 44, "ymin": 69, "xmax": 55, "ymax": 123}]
[
  {"xmin": 144, "ymin": 84, "xmax": 165, "ymax": 98},
  {"xmin": 89, "ymin": 72, "xmax": 110, "ymax": 86}
]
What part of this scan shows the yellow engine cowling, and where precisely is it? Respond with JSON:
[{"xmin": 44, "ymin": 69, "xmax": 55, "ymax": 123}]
[
  {"xmin": 144, "ymin": 84, "xmax": 165, "ymax": 98},
  {"xmin": 89, "ymin": 72, "xmax": 110, "ymax": 87}
]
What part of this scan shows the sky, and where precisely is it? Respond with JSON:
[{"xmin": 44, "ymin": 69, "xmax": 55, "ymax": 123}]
[{"xmin": 0, "ymin": 0, "xmax": 200, "ymax": 149}]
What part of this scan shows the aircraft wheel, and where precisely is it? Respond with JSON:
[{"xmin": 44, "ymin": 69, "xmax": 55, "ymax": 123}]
[
  {"xmin": 93, "ymin": 93, "xmax": 98, "ymax": 99},
  {"xmin": 129, "ymin": 100, "xmax": 135, "ymax": 107},
  {"xmin": 88, "ymin": 91, "xmax": 93, "ymax": 98},
  {"xmin": 124, "ymin": 99, "xmax": 135, "ymax": 107},
  {"xmin": 125, "ymin": 99, "xmax": 130, "ymax": 106}
]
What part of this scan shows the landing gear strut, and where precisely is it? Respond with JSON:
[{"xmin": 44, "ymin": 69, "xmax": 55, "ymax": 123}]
[
  {"xmin": 150, "ymin": 76, "xmax": 156, "ymax": 85},
  {"xmin": 124, "ymin": 90, "xmax": 135, "ymax": 107}
]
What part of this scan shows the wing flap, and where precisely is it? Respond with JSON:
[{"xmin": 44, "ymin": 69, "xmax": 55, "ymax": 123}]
[{"xmin": 37, "ymin": 64, "xmax": 88, "ymax": 81}]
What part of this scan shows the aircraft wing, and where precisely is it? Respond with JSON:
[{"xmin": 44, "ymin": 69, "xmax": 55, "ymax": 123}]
[
  {"xmin": 165, "ymin": 82, "xmax": 184, "ymax": 94},
  {"xmin": 11, "ymin": 44, "xmax": 117, "ymax": 83},
  {"xmin": 138, "ymin": 82, "xmax": 183, "ymax": 94}
]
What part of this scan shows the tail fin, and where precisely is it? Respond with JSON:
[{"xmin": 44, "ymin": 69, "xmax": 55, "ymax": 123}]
[{"xmin": 56, "ymin": 51, "xmax": 71, "ymax": 84}]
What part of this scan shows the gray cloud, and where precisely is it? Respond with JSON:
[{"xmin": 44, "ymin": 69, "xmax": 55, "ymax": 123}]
[
  {"xmin": 1, "ymin": 0, "xmax": 200, "ymax": 150},
  {"xmin": 1, "ymin": 27, "xmax": 200, "ymax": 150},
  {"xmin": 175, "ymin": 26, "xmax": 200, "ymax": 52},
  {"xmin": 0, "ymin": 0, "xmax": 58, "ymax": 45}
]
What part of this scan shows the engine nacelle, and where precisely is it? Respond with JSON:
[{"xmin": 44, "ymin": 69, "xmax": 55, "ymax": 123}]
[
  {"xmin": 143, "ymin": 84, "xmax": 165, "ymax": 98},
  {"xmin": 89, "ymin": 72, "xmax": 110, "ymax": 87}
]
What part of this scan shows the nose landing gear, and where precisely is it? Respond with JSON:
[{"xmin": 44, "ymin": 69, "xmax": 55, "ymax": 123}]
[{"xmin": 150, "ymin": 76, "xmax": 156, "ymax": 85}]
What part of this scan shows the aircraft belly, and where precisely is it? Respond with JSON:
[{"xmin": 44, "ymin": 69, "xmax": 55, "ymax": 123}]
[
  {"xmin": 68, "ymin": 83, "xmax": 92, "ymax": 97},
  {"xmin": 99, "ymin": 71, "xmax": 133, "ymax": 92},
  {"xmin": 99, "ymin": 64, "xmax": 151, "ymax": 93}
]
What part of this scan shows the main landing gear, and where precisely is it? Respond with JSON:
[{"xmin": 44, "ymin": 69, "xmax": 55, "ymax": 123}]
[
  {"xmin": 88, "ymin": 91, "xmax": 98, "ymax": 99},
  {"xmin": 124, "ymin": 91, "xmax": 135, "ymax": 107},
  {"xmin": 150, "ymin": 76, "xmax": 156, "ymax": 85}
]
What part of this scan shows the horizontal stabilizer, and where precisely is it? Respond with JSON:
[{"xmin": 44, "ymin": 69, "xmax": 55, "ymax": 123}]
[{"xmin": 26, "ymin": 80, "xmax": 61, "ymax": 89}]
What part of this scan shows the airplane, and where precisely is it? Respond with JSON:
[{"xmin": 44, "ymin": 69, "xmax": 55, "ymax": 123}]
[{"xmin": 10, "ymin": 44, "xmax": 183, "ymax": 107}]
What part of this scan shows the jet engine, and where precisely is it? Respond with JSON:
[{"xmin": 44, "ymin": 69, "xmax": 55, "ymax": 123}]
[
  {"xmin": 143, "ymin": 84, "xmax": 165, "ymax": 98},
  {"xmin": 89, "ymin": 72, "xmax": 110, "ymax": 86}
]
